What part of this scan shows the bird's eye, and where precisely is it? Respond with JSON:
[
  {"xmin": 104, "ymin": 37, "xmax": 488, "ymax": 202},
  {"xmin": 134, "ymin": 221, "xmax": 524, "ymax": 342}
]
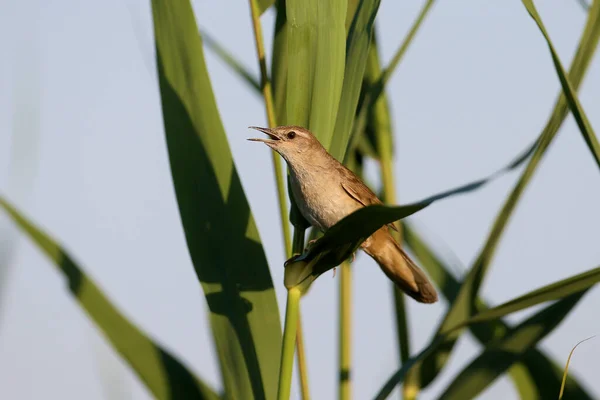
[{"xmin": 287, "ymin": 131, "xmax": 296, "ymax": 139}]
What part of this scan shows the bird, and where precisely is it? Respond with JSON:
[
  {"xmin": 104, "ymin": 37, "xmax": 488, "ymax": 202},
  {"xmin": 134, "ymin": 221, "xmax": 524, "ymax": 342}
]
[{"xmin": 248, "ymin": 125, "xmax": 438, "ymax": 304}]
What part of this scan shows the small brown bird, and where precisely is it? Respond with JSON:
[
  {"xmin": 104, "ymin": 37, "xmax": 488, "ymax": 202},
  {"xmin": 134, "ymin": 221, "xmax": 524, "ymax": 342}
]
[{"xmin": 248, "ymin": 125, "xmax": 438, "ymax": 303}]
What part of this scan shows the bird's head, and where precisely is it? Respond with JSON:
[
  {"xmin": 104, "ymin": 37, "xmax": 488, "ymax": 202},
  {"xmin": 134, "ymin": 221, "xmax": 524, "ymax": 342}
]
[{"xmin": 248, "ymin": 125, "xmax": 324, "ymax": 163}]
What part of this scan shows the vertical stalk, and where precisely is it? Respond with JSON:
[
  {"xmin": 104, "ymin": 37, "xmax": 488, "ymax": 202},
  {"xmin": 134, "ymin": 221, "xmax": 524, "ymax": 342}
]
[
  {"xmin": 249, "ymin": 0, "xmax": 291, "ymax": 256},
  {"xmin": 339, "ymin": 261, "xmax": 352, "ymax": 400},
  {"xmin": 337, "ymin": 156, "xmax": 362, "ymax": 400},
  {"xmin": 277, "ymin": 288, "xmax": 301, "ymax": 400},
  {"xmin": 292, "ymin": 223, "xmax": 311, "ymax": 400},
  {"xmin": 249, "ymin": 2, "xmax": 311, "ymax": 398},
  {"xmin": 296, "ymin": 313, "xmax": 310, "ymax": 400}
]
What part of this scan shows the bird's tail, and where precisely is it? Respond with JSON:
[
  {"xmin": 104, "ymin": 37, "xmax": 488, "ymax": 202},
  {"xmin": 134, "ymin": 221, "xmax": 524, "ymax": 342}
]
[{"xmin": 361, "ymin": 228, "xmax": 438, "ymax": 304}]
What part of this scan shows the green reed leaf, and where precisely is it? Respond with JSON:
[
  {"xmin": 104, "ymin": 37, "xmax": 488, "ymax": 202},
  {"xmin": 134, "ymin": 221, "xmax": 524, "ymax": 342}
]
[
  {"xmin": 522, "ymin": 0, "xmax": 600, "ymax": 169},
  {"xmin": 152, "ymin": 1, "xmax": 282, "ymax": 399},
  {"xmin": 0, "ymin": 196, "xmax": 220, "ymax": 400}
]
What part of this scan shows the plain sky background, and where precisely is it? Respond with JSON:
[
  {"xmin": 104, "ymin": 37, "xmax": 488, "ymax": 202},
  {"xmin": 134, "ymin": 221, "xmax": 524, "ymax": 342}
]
[{"xmin": 1, "ymin": 1, "xmax": 599, "ymax": 399}]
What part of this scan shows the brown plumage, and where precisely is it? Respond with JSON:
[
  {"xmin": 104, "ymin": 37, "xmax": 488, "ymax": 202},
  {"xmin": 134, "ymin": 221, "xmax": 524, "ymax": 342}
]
[{"xmin": 248, "ymin": 125, "xmax": 438, "ymax": 303}]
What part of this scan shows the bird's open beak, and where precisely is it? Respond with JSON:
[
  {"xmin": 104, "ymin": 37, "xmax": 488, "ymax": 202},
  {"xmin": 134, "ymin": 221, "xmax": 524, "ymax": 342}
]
[{"xmin": 247, "ymin": 126, "xmax": 282, "ymax": 146}]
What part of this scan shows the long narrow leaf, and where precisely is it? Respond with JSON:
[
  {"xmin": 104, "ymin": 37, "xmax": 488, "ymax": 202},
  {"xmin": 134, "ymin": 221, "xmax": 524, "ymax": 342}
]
[
  {"xmin": 151, "ymin": 2, "xmax": 282, "ymax": 399},
  {"xmin": 330, "ymin": 0, "xmax": 382, "ymax": 161},
  {"xmin": 403, "ymin": 225, "xmax": 593, "ymax": 399},
  {"xmin": 459, "ymin": 266, "xmax": 600, "ymax": 327},
  {"xmin": 438, "ymin": 291, "xmax": 587, "ymax": 400},
  {"xmin": 522, "ymin": 0, "xmax": 600, "ymax": 168},
  {"xmin": 0, "ymin": 197, "xmax": 219, "ymax": 400},
  {"xmin": 404, "ymin": 1, "xmax": 600, "ymax": 389}
]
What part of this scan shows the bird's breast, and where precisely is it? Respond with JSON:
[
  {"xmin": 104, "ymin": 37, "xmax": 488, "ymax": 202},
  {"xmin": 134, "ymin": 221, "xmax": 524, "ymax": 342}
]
[{"xmin": 289, "ymin": 167, "xmax": 360, "ymax": 232}]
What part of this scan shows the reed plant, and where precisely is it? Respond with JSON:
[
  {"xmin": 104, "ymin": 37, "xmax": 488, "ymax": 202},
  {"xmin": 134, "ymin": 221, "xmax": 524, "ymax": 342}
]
[{"xmin": 1, "ymin": 0, "xmax": 599, "ymax": 399}]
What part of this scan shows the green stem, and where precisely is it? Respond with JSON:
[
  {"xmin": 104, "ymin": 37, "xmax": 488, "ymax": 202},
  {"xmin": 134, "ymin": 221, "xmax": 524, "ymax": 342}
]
[
  {"xmin": 339, "ymin": 261, "xmax": 352, "ymax": 400},
  {"xmin": 290, "ymin": 214, "xmax": 311, "ymax": 399},
  {"xmin": 296, "ymin": 313, "xmax": 311, "ymax": 400},
  {"xmin": 277, "ymin": 288, "xmax": 301, "ymax": 400},
  {"xmin": 249, "ymin": 0, "xmax": 292, "ymax": 256}
]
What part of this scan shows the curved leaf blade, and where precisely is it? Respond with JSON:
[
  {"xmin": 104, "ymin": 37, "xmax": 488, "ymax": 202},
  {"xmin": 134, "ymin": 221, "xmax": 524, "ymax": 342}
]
[
  {"xmin": 0, "ymin": 197, "xmax": 219, "ymax": 400},
  {"xmin": 460, "ymin": 266, "xmax": 600, "ymax": 327},
  {"xmin": 151, "ymin": 1, "xmax": 282, "ymax": 399},
  {"xmin": 559, "ymin": 336, "xmax": 596, "ymax": 399},
  {"xmin": 522, "ymin": 0, "xmax": 600, "ymax": 168}
]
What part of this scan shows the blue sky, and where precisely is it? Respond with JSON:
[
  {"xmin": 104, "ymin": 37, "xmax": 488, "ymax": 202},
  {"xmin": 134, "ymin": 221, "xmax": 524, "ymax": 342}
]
[{"xmin": 1, "ymin": 1, "xmax": 599, "ymax": 399}]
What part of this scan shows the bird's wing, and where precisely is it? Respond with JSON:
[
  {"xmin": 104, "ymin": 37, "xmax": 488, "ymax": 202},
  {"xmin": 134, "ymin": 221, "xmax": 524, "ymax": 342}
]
[{"xmin": 340, "ymin": 171, "xmax": 399, "ymax": 232}]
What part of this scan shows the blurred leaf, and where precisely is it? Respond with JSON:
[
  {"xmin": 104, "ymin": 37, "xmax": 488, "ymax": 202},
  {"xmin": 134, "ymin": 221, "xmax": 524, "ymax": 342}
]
[
  {"xmin": 522, "ymin": 0, "xmax": 600, "ymax": 169},
  {"xmin": 439, "ymin": 291, "xmax": 587, "ymax": 400},
  {"xmin": 151, "ymin": 2, "xmax": 282, "ymax": 399},
  {"xmin": 404, "ymin": 1, "xmax": 600, "ymax": 390},
  {"xmin": 285, "ymin": 0, "xmax": 346, "ymax": 149},
  {"xmin": 403, "ymin": 224, "xmax": 593, "ymax": 399},
  {"xmin": 0, "ymin": 197, "xmax": 219, "ymax": 400},
  {"xmin": 330, "ymin": 0, "xmax": 382, "ymax": 161},
  {"xmin": 200, "ymin": 28, "xmax": 261, "ymax": 92}
]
